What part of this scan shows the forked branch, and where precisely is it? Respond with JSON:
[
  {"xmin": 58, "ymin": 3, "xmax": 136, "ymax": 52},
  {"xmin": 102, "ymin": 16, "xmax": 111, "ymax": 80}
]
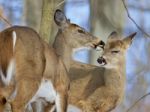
[
  {"xmin": 0, "ymin": 7, "xmax": 12, "ymax": 26},
  {"xmin": 122, "ymin": 0, "xmax": 150, "ymax": 37},
  {"xmin": 126, "ymin": 92, "xmax": 150, "ymax": 112},
  {"xmin": 0, "ymin": 15, "xmax": 12, "ymax": 26}
]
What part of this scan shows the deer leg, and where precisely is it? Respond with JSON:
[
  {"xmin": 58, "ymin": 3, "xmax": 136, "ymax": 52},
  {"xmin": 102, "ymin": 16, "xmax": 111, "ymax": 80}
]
[
  {"xmin": 44, "ymin": 104, "xmax": 55, "ymax": 112},
  {"xmin": 55, "ymin": 92, "xmax": 68, "ymax": 112},
  {"xmin": 32, "ymin": 101, "xmax": 44, "ymax": 112},
  {"xmin": 0, "ymin": 95, "xmax": 7, "ymax": 112},
  {"xmin": 78, "ymin": 100, "xmax": 96, "ymax": 112},
  {"xmin": 44, "ymin": 103, "xmax": 55, "ymax": 112},
  {"xmin": 3, "ymin": 102, "xmax": 12, "ymax": 112},
  {"xmin": 11, "ymin": 79, "xmax": 39, "ymax": 112},
  {"xmin": 31, "ymin": 98, "xmax": 51, "ymax": 112}
]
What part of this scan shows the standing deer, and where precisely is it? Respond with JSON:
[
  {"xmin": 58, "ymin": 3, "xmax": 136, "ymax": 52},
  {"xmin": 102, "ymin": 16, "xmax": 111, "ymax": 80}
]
[
  {"xmin": 67, "ymin": 32, "xmax": 136, "ymax": 112},
  {"xmin": 0, "ymin": 9, "xmax": 104, "ymax": 112}
]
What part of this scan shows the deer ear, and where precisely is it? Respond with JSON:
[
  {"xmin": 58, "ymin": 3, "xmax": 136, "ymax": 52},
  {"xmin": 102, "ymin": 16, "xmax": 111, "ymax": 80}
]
[
  {"xmin": 108, "ymin": 31, "xmax": 120, "ymax": 41},
  {"xmin": 123, "ymin": 32, "xmax": 137, "ymax": 48},
  {"xmin": 54, "ymin": 9, "xmax": 68, "ymax": 27}
]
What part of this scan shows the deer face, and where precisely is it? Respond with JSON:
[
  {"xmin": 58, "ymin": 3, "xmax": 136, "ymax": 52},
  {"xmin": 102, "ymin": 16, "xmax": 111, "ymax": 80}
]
[
  {"xmin": 54, "ymin": 9, "xmax": 105, "ymax": 50},
  {"xmin": 97, "ymin": 32, "xmax": 136, "ymax": 68}
]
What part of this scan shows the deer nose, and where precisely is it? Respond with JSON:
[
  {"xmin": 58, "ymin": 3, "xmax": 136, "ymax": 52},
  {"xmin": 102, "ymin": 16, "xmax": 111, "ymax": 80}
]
[{"xmin": 97, "ymin": 57, "xmax": 107, "ymax": 65}]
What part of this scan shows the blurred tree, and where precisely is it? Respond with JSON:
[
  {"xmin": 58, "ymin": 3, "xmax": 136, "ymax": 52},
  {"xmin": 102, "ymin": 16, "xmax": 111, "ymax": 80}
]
[
  {"xmin": 23, "ymin": 0, "xmax": 42, "ymax": 31},
  {"xmin": 39, "ymin": 0, "xmax": 56, "ymax": 43},
  {"xmin": 39, "ymin": 0, "xmax": 64, "ymax": 44},
  {"xmin": 89, "ymin": 0, "xmax": 125, "ymax": 65}
]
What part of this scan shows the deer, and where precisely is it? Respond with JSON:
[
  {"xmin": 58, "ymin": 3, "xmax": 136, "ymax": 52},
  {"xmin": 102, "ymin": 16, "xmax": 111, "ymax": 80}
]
[
  {"xmin": 37, "ymin": 32, "xmax": 136, "ymax": 112},
  {"xmin": 0, "ymin": 9, "xmax": 104, "ymax": 112},
  {"xmin": 66, "ymin": 31, "xmax": 136, "ymax": 112}
]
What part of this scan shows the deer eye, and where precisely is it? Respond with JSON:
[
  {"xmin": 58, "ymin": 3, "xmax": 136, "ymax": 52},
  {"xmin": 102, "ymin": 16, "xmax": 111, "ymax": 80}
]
[
  {"xmin": 111, "ymin": 50, "xmax": 120, "ymax": 54},
  {"xmin": 78, "ymin": 29, "xmax": 85, "ymax": 34}
]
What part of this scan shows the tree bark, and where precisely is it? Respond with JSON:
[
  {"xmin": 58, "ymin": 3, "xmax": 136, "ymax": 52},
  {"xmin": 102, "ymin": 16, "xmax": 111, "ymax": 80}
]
[
  {"xmin": 23, "ymin": 0, "xmax": 42, "ymax": 31},
  {"xmin": 39, "ymin": 0, "xmax": 56, "ymax": 44}
]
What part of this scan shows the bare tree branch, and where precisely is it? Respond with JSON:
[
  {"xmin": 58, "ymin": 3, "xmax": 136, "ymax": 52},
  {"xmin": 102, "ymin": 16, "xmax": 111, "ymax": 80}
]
[
  {"xmin": 0, "ymin": 15, "xmax": 12, "ymax": 26},
  {"xmin": 0, "ymin": 9, "xmax": 12, "ymax": 27},
  {"xmin": 122, "ymin": 0, "xmax": 150, "ymax": 37},
  {"xmin": 126, "ymin": 92, "xmax": 150, "ymax": 112},
  {"xmin": 0, "ymin": 7, "xmax": 12, "ymax": 26},
  {"xmin": 56, "ymin": 0, "xmax": 65, "ymax": 8}
]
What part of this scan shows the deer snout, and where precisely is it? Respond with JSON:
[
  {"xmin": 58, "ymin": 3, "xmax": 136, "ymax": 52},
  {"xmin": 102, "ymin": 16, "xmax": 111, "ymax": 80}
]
[
  {"xmin": 97, "ymin": 57, "xmax": 107, "ymax": 65},
  {"xmin": 94, "ymin": 40, "xmax": 105, "ymax": 51}
]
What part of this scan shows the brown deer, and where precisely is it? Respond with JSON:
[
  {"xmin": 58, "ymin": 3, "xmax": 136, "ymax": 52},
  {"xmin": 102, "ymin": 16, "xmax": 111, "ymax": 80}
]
[
  {"xmin": 67, "ymin": 31, "xmax": 136, "ymax": 112},
  {"xmin": 0, "ymin": 9, "xmax": 104, "ymax": 112}
]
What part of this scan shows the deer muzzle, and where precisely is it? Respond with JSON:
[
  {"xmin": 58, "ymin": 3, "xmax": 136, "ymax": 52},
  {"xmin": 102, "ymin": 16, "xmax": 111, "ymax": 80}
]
[
  {"xmin": 94, "ymin": 40, "xmax": 105, "ymax": 50},
  {"xmin": 97, "ymin": 57, "xmax": 107, "ymax": 65}
]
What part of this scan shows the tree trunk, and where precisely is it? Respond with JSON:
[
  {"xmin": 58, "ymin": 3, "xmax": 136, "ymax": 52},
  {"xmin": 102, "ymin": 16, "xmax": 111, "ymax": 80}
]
[
  {"xmin": 23, "ymin": 0, "xmax": 42, "ymax": 31},
  {"xmin": 89, "ymin": 0, "xmax": 125, "ymax": 65},
  {"xmin": 39, "ymin": 0, "xmax": 56, "ymax": 44}
]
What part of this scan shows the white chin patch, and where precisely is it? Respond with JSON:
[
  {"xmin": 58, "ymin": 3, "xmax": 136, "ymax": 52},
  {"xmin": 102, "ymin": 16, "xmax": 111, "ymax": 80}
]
[
  {"xmin": 103, "ymin": 65, "xmax": 117, "ymax": 69},
  {"xmin": 68, "ymin": 105, "xmax": 82, "ymax": 112},
  {"xmin": 95, "ymin": 46, "xmax": 101, "ymax": 51},
  {"xmin": 95, "ymin": 45, "xmax": 104, "ymax": 51},
  {"xmin": 99, "ymin": 62, "xmax": 106, "ymax": 66}
]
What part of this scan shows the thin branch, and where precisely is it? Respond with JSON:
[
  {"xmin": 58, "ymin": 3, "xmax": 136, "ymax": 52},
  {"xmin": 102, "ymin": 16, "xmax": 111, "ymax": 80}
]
[
  {"xmin": 56, "ymin": 0, "xmax": 65, "ymax": 8},
  {"xmin": 0, "ymin": 15, "xmax": 12, "ymax": 26},
  {"xmin": 122, "ymin": 0, "xmax": 150, "ymax": 37},
  {"xmin": 128, "ymin": 4, "xmax": 150, "ymax": 12},
  {"xmin": 126, "ymin": 92, "xmax": 150, "ymax": 112}
]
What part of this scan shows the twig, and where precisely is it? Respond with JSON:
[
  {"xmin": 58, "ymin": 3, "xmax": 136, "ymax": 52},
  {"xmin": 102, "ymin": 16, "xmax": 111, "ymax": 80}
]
[
  {"xmin": 0, "ymin": 15, "xmax": 12, "ymax": 26},
  {"xmin": 126, "ymin": 92, "xmax": 150, "ymax": 112},
  {"xmin": 56, "ymin": 0, "xmax": 65, "ymax": 8},
  {"xmin": 122, "ymin": 0, "xmax": 150, "ymax": 37}
]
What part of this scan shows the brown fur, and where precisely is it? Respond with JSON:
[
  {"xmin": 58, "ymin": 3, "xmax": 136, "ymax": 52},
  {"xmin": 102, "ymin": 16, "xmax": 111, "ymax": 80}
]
[
  {"xmin": 0, "ymin": 26, "xmax": 45, "ymax": 112},
  {"xmin": 0, "ymin": 25, "xmax": 102, "ymax": 112},
  {"xmin": 67, "ymin": 32, "xmax": 136, "ymax": 112},
  {"xmin": 0, "ymin": 26, "xmax": 69, "ymax": 112},
  {"xmin": 0, "ymin": 30, "xmax": 13, "ymax": 76},
  {"xmin": 0, "ymin": 10, "xmax": 103, "ymax": 112}
]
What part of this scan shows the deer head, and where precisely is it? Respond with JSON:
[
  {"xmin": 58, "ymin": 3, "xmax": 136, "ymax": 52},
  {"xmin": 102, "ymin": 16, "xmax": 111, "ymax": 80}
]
[
  {"xmin": 53, "ymin": 9, "xmax": 105, "ymax": 51},
  {"xmin": 97, "ymin": 31, "xmax": 136, "ymax": 68}
]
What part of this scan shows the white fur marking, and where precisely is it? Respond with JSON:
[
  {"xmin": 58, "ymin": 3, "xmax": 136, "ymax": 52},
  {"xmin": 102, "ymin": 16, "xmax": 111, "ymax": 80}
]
[
  {"xmin": 67, "ymin": 105, "xmax": 82, "ymax": 112},
  {"xmin": 12, "ymin": 31, "xmax": 17, "ymax": 52},
  {"xmin": 0, "ymin": 59, "xmax": 15, "ymax": 86},
  {"xmin": 27, "ymin": 79, "xmax": 56, "ymax": 108},
  {"xmin": 96, "ymin": 46, "xmax": 103, "ymax": 51},
  {"xmin": 8, "ymin": 87, "xmax": 17, "ymax": 101},
  {"xmin": 50, "ymin": 105, "xmax": 56, "ymax": 112},
  {"xmin": 56, "ymin": 93, "xmax": 61, "ymax": 112}
]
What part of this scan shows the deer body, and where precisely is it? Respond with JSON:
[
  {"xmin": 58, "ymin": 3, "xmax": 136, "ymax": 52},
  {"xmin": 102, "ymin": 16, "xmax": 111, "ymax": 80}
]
[
  {"xmin": 0, "ymin": 26, "xmax": 45, "ymax": 112},
  {"xmin": 67, "ymin": 32, "xmax": 136, "ymax": 112},
  {"xmin": 68, "ymin": 63, "xmax": 125, "ymax": 112},
  {"xmin": 0, "ymin": 9, "xmax": 103, "ymax": 112}
]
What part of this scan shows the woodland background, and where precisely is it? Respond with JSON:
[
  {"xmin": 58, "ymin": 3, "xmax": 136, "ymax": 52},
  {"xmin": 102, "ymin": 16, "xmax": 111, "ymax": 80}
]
[{"xmin": 0, "ymin": 0, "xmax": 150, "ymax": 112}]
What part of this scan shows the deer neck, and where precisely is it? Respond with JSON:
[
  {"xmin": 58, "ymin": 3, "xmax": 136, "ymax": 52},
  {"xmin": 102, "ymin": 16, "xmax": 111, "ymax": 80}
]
[
  {"xmin": 104, "ymin": 58, "xmax": 126, "ymax": 89},
  {"xmin": 53, "ymin": 30, "xmax": 72, "ymax": 72}
]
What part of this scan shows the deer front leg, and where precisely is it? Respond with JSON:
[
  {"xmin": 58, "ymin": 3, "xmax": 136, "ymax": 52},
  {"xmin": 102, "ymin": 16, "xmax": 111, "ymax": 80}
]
[
  {"xmin": 11, "ymin": 79, "xmax": 39, "ymax": 112},
  {"xmin": 0, "ymin": 95, "xmax": 7, "ymax": 112},
  {"xmin": 31, "ymin": 98, "xmax": 51, "ymax": 112},
  {"xmin": 78, "ymin": 100, "xmax": 95, "ymax": 112},
  {"xmin": 55, "ymin": 91, "xmax": 68, "ymax": 112}
]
